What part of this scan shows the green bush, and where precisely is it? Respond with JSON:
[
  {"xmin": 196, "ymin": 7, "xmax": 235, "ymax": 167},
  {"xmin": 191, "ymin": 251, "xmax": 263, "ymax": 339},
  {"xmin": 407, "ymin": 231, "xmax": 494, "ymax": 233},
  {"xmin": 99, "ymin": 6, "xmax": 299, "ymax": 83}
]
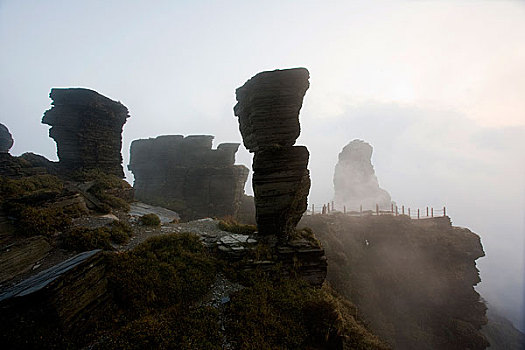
[
  {"xmin": 75, "ymin": 170, "xmax": 132, "ymax": 212},
  {"xmin": 139, "ymin": 213, "xmax": 161, "ymax": 226},
  {"xmin": 109, "ymin": 221, "xmax": 133, "ymax": 244},
  {"xmin": 62, "ymin": 227, "xmax": 113, "ymax": 251},
  {"xmin": 107, "ymin": 233, "xmax": 216, "ymax": 314},
  {"xmin": 95, "ymin": 306, "xmax": 221, "ymax": 350},
  {"xmin": 0, "ymin": 174, "xmax": 63, "ymax": 199},
  {"xmin": 8, "ymin": 204, "xmax": 71, "ymax": 237},
  {"xmin": 218, "ymin": 217, "xmax": 257, "ymax": 235},
  {"xmin": 62, "ymin": 221, "xmax": 133, "ymax": 251}
]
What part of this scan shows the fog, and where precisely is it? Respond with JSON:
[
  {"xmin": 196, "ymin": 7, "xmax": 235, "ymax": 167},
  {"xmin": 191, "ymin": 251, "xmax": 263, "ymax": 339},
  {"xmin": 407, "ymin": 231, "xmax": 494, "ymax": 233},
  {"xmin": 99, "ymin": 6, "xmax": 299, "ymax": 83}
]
[{"xmin": 1, "ymin": 0, "xmax": 524, "ymax": 330}]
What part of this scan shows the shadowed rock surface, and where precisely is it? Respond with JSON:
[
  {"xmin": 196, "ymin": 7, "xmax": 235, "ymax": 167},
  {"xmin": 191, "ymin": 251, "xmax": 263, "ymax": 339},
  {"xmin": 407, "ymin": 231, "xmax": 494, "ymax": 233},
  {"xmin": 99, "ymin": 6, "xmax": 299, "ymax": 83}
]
[
  {"xmin": 334, "ymin": 139, "xmax": 392, "ymax": 211},
  {"xmin": 42, "ymin": 88, "xmax": 129, "ymax": 177},
  {"xmin": 128, "ymin": 135, "xmax": 249, "ymax": 220},
  {"xmin": 300, "ymin": 214, "xmax": 489, "ymax": 350},
  {"xmin": 234, "ymin": 68, "xmax": 311, "ymax": 240},
  {"xmin": 0, "ymin": 123, "xmax": 13, "ymax": 153}
]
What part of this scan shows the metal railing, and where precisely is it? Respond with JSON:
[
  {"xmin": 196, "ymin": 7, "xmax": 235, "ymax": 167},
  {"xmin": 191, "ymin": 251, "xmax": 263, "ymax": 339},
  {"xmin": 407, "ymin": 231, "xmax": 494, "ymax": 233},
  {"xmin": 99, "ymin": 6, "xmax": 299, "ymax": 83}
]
[{"xmin": 307, "ymin": 201, "xmax": 447, "ymax": 219}]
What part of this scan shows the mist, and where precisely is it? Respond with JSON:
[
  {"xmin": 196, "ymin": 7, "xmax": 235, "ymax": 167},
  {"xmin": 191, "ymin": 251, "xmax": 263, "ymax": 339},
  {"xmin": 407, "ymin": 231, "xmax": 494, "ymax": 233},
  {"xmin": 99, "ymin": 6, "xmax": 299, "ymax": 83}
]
[{"xmin": 1, "ymin": 0, "xmax": 524, "ymax": 330}]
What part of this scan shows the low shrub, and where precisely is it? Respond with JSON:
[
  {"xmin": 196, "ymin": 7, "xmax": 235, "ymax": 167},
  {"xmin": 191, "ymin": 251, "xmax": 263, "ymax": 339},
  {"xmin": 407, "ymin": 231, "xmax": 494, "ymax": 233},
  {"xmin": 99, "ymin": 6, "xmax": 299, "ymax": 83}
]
[
  {"xmin": 290, "ymin": 227, "xmax": 322, "ymax": 248},
  {"xmin": 139, "ymin": 213, "xmax": 161, "ymax": 226},
  {"xmin": 107, "ymin": 233, "xmax": 216, "ymax": 314},
  {"xmin": 62, "ymin": 221, "xmax": 133, "ymax": 251},
  {"xmin": 62, "ymin": 227, "xmax": 113, "ymax": 251},
  {"xmin": 0, "ymin": 174, "xmax": 63, "ymax": 199},
  {"xmin": 218, "ymin": 216, "xmax": 257, "ymax": 235},
  {"xmin": 8, "ymin": 204, "xmax": 71, "ymax": 237}
]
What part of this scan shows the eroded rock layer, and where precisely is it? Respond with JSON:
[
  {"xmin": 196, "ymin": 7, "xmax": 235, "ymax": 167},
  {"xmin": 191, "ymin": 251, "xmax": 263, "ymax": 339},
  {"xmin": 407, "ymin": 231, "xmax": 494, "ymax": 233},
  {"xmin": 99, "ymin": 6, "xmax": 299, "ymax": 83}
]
[
  {"xmin": 128, "ymin": 135, "xmax": 249, "ymax": 220},
  {"xmin": 234, "ymin": 68, "xmax": 311, "ymax": 240},
  {"xmin": 0, "ymin": 123, "xmax": 13, "ymax": 153},
  {"xmin": 42, "ymin": 88, "xmax": 129, "ymax": 177}
]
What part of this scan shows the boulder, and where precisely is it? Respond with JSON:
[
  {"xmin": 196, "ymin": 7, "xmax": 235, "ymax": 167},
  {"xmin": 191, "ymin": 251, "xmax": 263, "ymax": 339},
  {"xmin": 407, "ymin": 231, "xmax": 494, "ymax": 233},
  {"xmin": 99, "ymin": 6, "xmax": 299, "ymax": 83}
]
[
  {"xmin": 333, "ymin": 139, "xmax": 392, "ymax": 211},
  {"xmin": 42, "ymin": 88, "xmax": 129, "ymax": 177}
]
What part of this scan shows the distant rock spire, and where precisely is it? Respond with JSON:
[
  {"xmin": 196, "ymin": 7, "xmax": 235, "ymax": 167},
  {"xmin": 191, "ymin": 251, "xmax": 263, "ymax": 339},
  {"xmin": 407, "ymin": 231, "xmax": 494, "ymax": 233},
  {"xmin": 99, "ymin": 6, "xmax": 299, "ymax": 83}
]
[
  {"xmin": 0, "ymin": 123, "xmax": 14, "ymax": 153},
  {"xmin": 333, "ymin": 139, "xmax": 392, "ymax": 211}
]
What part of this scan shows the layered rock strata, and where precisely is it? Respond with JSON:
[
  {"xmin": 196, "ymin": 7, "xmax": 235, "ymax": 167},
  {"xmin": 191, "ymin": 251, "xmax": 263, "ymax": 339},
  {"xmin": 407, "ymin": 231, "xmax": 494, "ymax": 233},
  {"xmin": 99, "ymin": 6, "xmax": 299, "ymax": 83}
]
[
  {"xmin": 128, "ymin": 135, "xmax": 249, "ymax": 220},
  {"xmin": 42, "ymin": 88, "xmax": 129, "ymax": 177},
  {"xmin": 234, "ymin": 68, "xmax": 311, "ymax": 240},
  {"xmin": 0, "ymin": 123, "xmax": 13, "ymax": 153},
  {"xmin": 333, "ymin": 139, "xmax": 392, "ymax": 211}
]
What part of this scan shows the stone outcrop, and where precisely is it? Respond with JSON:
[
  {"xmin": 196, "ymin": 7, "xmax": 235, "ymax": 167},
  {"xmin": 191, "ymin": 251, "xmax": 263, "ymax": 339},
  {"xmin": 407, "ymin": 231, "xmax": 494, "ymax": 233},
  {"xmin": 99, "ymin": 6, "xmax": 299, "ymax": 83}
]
[
  {"xmin": 42, "ymin": 88, "xmax": 129, "ymax": 177},
  {"xmin": 0, "ymin": 236, "xmax": 52, "ymax": 283},
  {"xmin": 300, "ymin": 214, "xmax": 489, "ymax": 350},
  {"xmin": 0, "ymin": 250, "xmax": 108, "ymax": 345},
  {"xmin": 128, "ymin": 135, "xmax": 249, "ymax": 220},
  {"xmin": 333, "ymin": 139, "xmax": 392, "ymax": 211},
  {"xmin": 234, "ymin": 68, "xmax": 311, "ymax": 240},
  {"xmin": 0, "ymin": 123, "xmax": 13, "ymax": 153}
]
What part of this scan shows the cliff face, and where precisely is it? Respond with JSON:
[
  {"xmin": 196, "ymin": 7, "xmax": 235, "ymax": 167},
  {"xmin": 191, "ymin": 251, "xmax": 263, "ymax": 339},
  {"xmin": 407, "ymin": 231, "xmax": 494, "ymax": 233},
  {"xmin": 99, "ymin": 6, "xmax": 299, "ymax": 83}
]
[
  {"xmin": 300, "ymin": 214, "xmax": 489, "ymax": 350},
  {"xmin": 128, "ymin": 135, "xmax": 249, "ymax": 220}
]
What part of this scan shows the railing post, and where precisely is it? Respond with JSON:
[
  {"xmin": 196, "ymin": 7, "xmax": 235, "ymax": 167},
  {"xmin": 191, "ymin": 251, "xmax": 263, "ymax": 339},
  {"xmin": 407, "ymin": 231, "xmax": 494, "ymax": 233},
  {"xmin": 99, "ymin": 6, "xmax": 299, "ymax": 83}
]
[
  {"xmin": 417, "ymin": 209, "xmax": 420, "ymax": 219},
  {"xmin": 331, "ymin": 201, "xmax": 334, "ymax": 212},
  {"xmin": 344, "ymin": 205, "xmax": 346, "ymax": 214},
  {"xmin": 408, "ymin": 208, "xmax": 411, "ymax": 217},
  {"xmin": 360, "ymin": 205, "xmax": 362, "ymax": 216},
  {"xmin": 426, "ymin": 207, "xmax": 429, "ymax": 217},
  {"xmin": 391, "ymin": 203, "xmax": 394, "ymax": 213},
  {"xmin": 395, "ymin": 205, "xmax": 398, "ymax": 216},
  {"xmin": 443, "ymin": 206, "xmax": 446, "ymax": 216},
  {"xmin": 376, "ymin": 204, "xmax": 379, "ymax": 216},
  {"xmin": 402, "ymin": 205, "xmax": 405, "ymax": 215},
  {"xmin": 312, "ymin": 204, "xmax": 314, "ymax": 215},
  {"xmin": 431, "ymin": 207, "xmax": 434, "ymax": 218}
]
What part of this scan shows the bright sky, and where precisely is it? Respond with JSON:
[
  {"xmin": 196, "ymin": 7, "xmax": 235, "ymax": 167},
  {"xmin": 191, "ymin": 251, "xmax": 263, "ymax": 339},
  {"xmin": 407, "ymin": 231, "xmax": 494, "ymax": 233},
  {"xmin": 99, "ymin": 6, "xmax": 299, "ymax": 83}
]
[{"xmin": 1, "ymin": 0, "xmax": 524, "ymax": 330}]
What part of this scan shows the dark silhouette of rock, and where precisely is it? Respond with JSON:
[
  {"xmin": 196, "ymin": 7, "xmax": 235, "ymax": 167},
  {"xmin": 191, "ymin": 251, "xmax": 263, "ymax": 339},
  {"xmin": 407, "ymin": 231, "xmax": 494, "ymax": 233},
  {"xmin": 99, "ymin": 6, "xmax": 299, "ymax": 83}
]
[
  {"xmin": 42, "ymin": 88, "xmax": 129, "ymax": 177},
  {"xmin": 128, "ymin": 135, "xmax": 249, "ymax": 220},
  {"xmin": 333, "ymin": 139, "xmax": 392, "ymax": 211},
  {"xmin": 0, "ymin": 123, "xmax": 13, "ymax": 153},
  {"xmin": 0, "ymin": 249, "xmax": 108, "ymax": 344},
  {"xmin": 234, "ymin": 68, "xmax": 311, "ymax": 240}
]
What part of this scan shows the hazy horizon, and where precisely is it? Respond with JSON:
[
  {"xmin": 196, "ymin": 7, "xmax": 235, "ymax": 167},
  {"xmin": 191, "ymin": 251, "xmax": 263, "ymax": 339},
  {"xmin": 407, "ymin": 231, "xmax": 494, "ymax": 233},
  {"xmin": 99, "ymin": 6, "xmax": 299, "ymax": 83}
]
[{"xmin": 1, "ymin": 0, "xmax": 524, "ymax": 331}]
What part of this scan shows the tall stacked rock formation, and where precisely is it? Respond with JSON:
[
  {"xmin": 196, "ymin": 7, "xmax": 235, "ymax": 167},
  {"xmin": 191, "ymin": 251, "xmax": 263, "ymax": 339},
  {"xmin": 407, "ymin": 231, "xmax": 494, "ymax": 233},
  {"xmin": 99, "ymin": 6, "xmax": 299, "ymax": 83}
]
[
  {"xmin": 234, "ymin": 68, "xmax": 311, "ymax": 240},
  {"xmin": 128, "ymin": 135, "xmax": 249, "ymax": 220},
  {"xmin": 0, "ymin": 123, "xmax": 13, "ymax": 153},
  {"xmin": 42, "ymin": 88, "xmax": 129, "ymax": 177},
  {"xmin": 333, "ymin": 139, "xmax": 392, "ymax": 211}
]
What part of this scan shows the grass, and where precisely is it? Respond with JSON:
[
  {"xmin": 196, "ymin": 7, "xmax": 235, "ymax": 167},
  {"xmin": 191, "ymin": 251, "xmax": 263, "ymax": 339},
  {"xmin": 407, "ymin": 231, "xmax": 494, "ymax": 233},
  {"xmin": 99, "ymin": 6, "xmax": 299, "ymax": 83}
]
[{"xmin": 218, "ymin": 216, "xmax": 257, "ymax": 235}]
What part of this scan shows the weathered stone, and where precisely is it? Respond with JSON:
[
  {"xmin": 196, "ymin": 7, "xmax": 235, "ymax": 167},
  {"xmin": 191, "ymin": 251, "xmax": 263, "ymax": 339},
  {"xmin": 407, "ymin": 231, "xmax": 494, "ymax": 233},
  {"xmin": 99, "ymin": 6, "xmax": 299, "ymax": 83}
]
[
  {"xmin": 0, "ymin": 123, "xmax": 13, "ymax": 153},
  {"xmin": 234, "ymin": 68, "xmax": 309, "ymax": 152},
  {"xmin": 42, "ymin": 88, "xmax": 130, "ymax": 177},
  {"xmin": 253, "ymin": 146, "xmax": 310, "ymax": 237},
  {"xmin": 0, "ymin": 249, "xmax": 108, "ymax": 341},
  {"xmin": 0, "ymin": 236, "xmax": 52, "ymax": 283},
  {"xmin": 234, "ymin": 68, "xmax": 311, "ymax": 240},
  {"xmin": 333, "ymin": 139, "xmax": 392, "ymax": 211},
  {"xmin": 129, "ymin": 135, "xmax": 249, "ymax": 220}
]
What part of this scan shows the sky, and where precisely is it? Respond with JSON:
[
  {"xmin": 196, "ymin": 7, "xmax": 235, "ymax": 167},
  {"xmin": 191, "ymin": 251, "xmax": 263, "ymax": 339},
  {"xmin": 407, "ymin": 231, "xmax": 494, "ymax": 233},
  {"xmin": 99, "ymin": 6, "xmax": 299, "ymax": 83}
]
[{"xmin": 1, "ymin": 0, "xmax": 524, "ymax": 330}]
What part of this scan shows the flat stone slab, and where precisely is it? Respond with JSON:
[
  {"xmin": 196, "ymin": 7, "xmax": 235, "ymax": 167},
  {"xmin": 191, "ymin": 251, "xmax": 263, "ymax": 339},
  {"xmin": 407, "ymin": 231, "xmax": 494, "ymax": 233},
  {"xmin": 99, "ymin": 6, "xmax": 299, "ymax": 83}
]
[
  {"xmin": 129, "ymin": 202, "xmax": 180, "ymax": 223},
  {"xmin": 0, "ymin": 249, "xmax": 101, "ymax": 301}
]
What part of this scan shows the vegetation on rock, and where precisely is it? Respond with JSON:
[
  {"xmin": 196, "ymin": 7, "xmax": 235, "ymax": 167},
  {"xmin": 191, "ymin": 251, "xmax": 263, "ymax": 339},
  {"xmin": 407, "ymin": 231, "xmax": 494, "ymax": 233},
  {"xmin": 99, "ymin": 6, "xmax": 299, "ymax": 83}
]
[
  {"xmin": 218, "ymin": 216, "xmax": 257, "ymax": 235},
  {"xmin": 139, "ymin": 213, "xmax": 161, "ymax": 226}
]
